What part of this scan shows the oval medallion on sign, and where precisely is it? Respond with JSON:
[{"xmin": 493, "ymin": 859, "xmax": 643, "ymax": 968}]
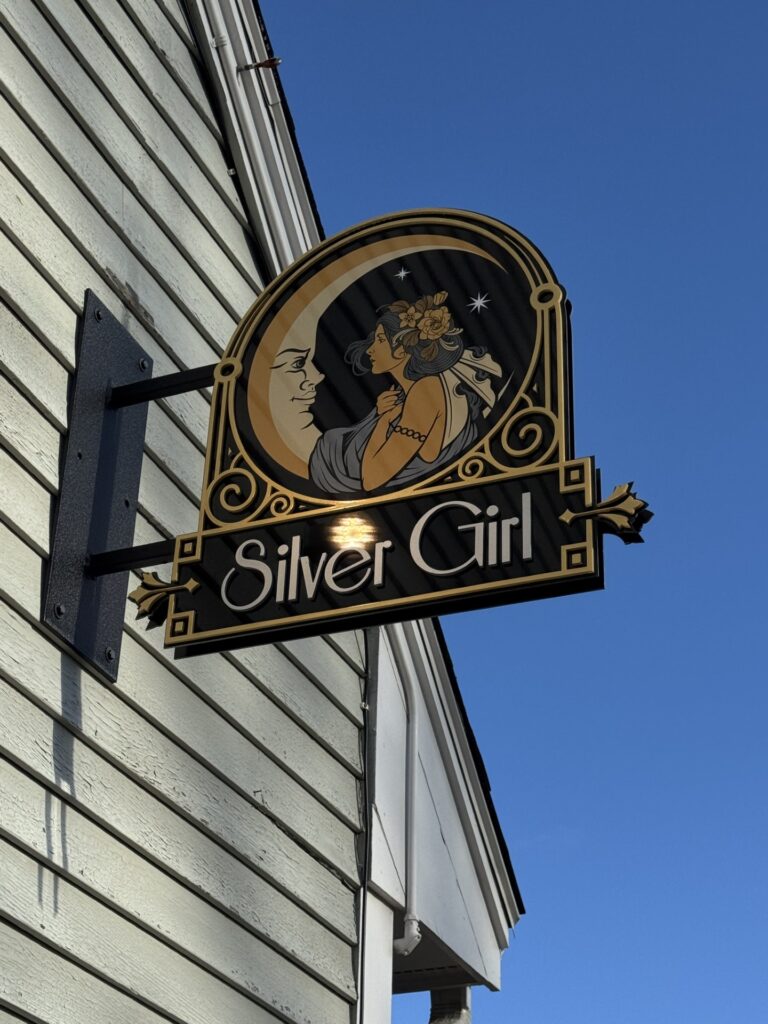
[{"xmin": 202, "ymin": 209, "xmax": 568, "ymax": 527}]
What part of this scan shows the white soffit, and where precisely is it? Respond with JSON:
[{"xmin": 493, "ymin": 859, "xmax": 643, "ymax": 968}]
[{"xmin": 186, "ymin": 0, "xmax": 322, "ymax": 280}]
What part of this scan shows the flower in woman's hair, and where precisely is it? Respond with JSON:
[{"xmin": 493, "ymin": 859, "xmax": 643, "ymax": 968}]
[
  {"xmin": 417, "ymin": 305, "xmax": 451, "ymax": 341},
  {"xmin": 399, "ymin": 305, "xmax": 420, "ymax": 329}
]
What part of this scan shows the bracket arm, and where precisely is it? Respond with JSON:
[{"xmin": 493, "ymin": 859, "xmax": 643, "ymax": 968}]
[
  {"xmin": 109, "ymin": 363, "xmax": 217, "ymax": 408},
  {"xmin": 87, "ymin": 539, "xmax": 176, "ymax": 578}
]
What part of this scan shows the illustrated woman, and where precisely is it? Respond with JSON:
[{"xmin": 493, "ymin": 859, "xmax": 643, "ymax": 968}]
[{"xmin": 309, "ymin": 292, "xmax": 502, "ymax": 495}]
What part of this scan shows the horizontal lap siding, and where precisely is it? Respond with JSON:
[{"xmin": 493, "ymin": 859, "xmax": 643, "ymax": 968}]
[{"xmin": 0, "ymin": 1, "xmax": 363, "ymax": 1022}]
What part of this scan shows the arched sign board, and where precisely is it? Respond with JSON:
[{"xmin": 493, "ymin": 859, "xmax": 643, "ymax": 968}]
[{"xmin": 133, "ymin": 210, "xmax": 650, "ymax": 657}]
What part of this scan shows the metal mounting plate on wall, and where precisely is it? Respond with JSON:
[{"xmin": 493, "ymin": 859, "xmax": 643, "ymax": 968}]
[{"xmin": 42, "ymin": 290, "xmax": 153, "ymax": 682}]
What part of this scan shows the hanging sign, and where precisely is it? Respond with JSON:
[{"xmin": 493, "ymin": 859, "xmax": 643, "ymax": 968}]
[{"xmin": 130, "ymin": 210, "xmax": 650, "ymax": 656}]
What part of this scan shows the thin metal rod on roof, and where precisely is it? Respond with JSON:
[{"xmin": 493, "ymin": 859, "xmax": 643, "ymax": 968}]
[{"xmin": 237, "ymin": 57, "xmax": 282, "ymax": 72}]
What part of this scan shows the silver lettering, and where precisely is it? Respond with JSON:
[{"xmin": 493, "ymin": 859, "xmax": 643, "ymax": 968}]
[
  {"xmin": 324, "ymin": 547, "xmax": 372, "ymax": 594},
  {"xmin": 221, "ymin": 539, "xmax": 273, "ymax": 611},
  {"xmin": 373, "ymin": 540, "xmax": 393, "ymax": 587},
  {"xmin": 410, "ymin": 500, "xmax": 483, "ymax": 575},
  {"xmin": 521, "ymin": 492, "xmax": 532, "ymax": 561},
  {"xmin": 300, "ymin": 550, "xmax": 328, "ymax": 599}
]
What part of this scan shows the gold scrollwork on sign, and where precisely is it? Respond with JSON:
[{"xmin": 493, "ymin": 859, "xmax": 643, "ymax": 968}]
[
  {"xmin": 457, "ymin": 453, "xmax": 493, "ymax": 481},
  {"xmin": 500, "ymin": 404, "xmax": 559, "ymax": 464},
  {"xmin": 268, "ymin": 492, "xmax": 296, "ymax": 517},
  {"xmin": 204, "ymin": 465, "xmax": 261, "ymax": 526}
]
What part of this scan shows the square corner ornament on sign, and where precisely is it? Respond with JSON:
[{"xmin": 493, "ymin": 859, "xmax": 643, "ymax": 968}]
[
  {"xmin": 42, "ymin": 209, "xmax": 651, "ymax": 675},
  {"xmin": 125, "ymin": 210, "xmax": 651, "ymax": 657}
]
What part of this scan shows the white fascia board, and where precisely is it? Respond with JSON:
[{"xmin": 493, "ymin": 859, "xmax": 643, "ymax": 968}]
[
  {"xmin": 417, "ymin": 619, "xmax": 521, "ymax": 933},
  {"xmin": 187, "ymin": 0, "xmax": 321, "ymax": 280},
  {"xmin": 391, "ymin": 620, "xmax": 521, "ymax": 945}
]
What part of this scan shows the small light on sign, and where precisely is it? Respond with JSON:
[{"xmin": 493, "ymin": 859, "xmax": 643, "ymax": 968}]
[{"xmin": 329, "ymin": 515, "xmax": 377, "ymax": 549}]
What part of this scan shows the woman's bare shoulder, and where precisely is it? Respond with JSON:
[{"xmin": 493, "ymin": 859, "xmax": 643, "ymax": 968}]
[{"xmin": 405, "ymin": 375, "xmax": 442, "ymax": 399}]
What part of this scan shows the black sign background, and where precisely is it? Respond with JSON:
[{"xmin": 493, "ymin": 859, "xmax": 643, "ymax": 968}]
[{"xmin": 168, "ymin": 464, "xmax": 602, "ymax": 656}]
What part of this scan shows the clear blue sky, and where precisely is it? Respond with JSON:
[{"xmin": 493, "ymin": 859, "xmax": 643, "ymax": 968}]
[{"xmin": 260, "ymin": 2, "xmax": 767, "ymax": 1020}]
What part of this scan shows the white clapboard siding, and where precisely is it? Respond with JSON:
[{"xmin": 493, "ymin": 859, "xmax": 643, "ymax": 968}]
[
  {"xmin": 1, "ymin": 83, "xmax": 253, "ymax": 325},
  {"xmin": 0, "ymin": 303, "xmax": 68, "ymax": 428},
  {"xmin": 0, "ymin": 37, "xmax": 259, "ymax": 319},
  {"xmin": 0, "ymin": 515, "xmax": 361, "ymax": 926},
  {"xmin": 0, "ymin": 206, "xmax": 219, "ymax": 483},
  {"xmin": 0, "ymin": 919, "xmax": 174, "ymax": 1024},
  {"xmin": 0, "ymin": 758, "xmax": 356, "ymax": 998},
  {"xmin": 0, "ymin": 564, "xmax": 360, "ymax": 881},
  {"xmin": 0, "ymin": 434, "xmax": 159, "ymax": 563},
  {"xmin": 139, "ymin": 448, "xmax": 205, "ymax": 537},
  {"xmin": 117, "ymin": 630, "xmax": 361, "ymax": 829},
  {"xmin": 0, "ymin": 839, "xmax": 349, "ymax": 1024},
  {"xmin": 33, "ymin": 0, "xmax": 246, "ymax": 227},
  {"xmin": 0, "ymin": 300, "xmax": 205, "ymax": 504},
  {"xmin": 0, "ymin": 214, "xmax": 215, "ymax": 450},
  {"xmin": 0, "ymin": 358, "xmax": 199, "ymax": 543},
  {"xmin": 0, "ymin": 680, "xmax": 356, "ymax": 947},
  {"xmin": 282, "ymin": 635, "xmax": 365, "ymax": 725},
  {"xmin": 0, "ymin": 147, "xmax": 234, "ymax": 365},
  {"xmin": 0, "ymin": 229, "xmax": 76, "ymax": 362},
  {"xmin": 0, "ymin": 373, "xmax": 59, "ymax": 491},
  {"xmin": 159, "ymin": 0, "xmax": 197, "ymax": 47},
  {"xmin": 0, "ymin": 1006, "xmax": 31, "ymax": 1023},
  {"xmin": 120, "ymin": 0, "xmax": 220, "ymax": 134},
  {"xmin": 125, "ymin": 623, "xmax": 363, "ymax": 812},
  {"xmin": 0, "ymin": 352, "xmax": 362, "ymax": 830},
  {"xmin": 327, "ymin": 631, "xmax": 368, "ymax": 675},
  {"xmin": 0, "ymin": 241, "xmax": 210, "ymax": 445},
  {"xmin": 189, "ymin": 638, "xmax": 363, "ymax": 774},
  {"xmin": 0, "ymin": 357, "xmax": 362, "ymax": 776},
  {"xmin": 0, "ymin": 303, "xmax": 203, "ymax": 545},
  {"xmin": 0, "ymin": 447, "xmax": 50, "ymax": 556},
  {"xmin": 0, "ymin": 10, "xmax": 258, "ymax": 287},
  {"xmin": 79, "ymin": 0, "xmax": 223, "ymax": 145},
  {"xmin": 1, "ymin": 26, "xmax": 259, "ymax": 309}
]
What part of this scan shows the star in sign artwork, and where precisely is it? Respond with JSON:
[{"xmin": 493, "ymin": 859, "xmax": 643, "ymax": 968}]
[{"xmin": 468, "ymin": 291, "xmax": 491, "ymax": 313}]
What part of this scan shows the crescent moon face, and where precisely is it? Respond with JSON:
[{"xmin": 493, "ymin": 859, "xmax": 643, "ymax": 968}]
[{"xmin": 229, "ymin": 211, "xmax": 544, "ymax": 501}]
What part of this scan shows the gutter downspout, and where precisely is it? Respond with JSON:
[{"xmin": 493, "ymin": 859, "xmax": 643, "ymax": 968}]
[
  {"xmin": 387, "ymin": 624, "xmax": 423, "ymax": 957},
  {"xmin": 199, "ymin": 0, "xmax": 291, "ymax": 275}
]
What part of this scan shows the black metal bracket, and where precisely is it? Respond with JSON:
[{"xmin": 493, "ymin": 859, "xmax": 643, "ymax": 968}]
[
  {"xmin": 108, "ymin": 361, "xmax": 216, "ymax": 409},
  {"xmin": 42, "ymin": 291, "xmax": 214, "ymax": 681}
]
